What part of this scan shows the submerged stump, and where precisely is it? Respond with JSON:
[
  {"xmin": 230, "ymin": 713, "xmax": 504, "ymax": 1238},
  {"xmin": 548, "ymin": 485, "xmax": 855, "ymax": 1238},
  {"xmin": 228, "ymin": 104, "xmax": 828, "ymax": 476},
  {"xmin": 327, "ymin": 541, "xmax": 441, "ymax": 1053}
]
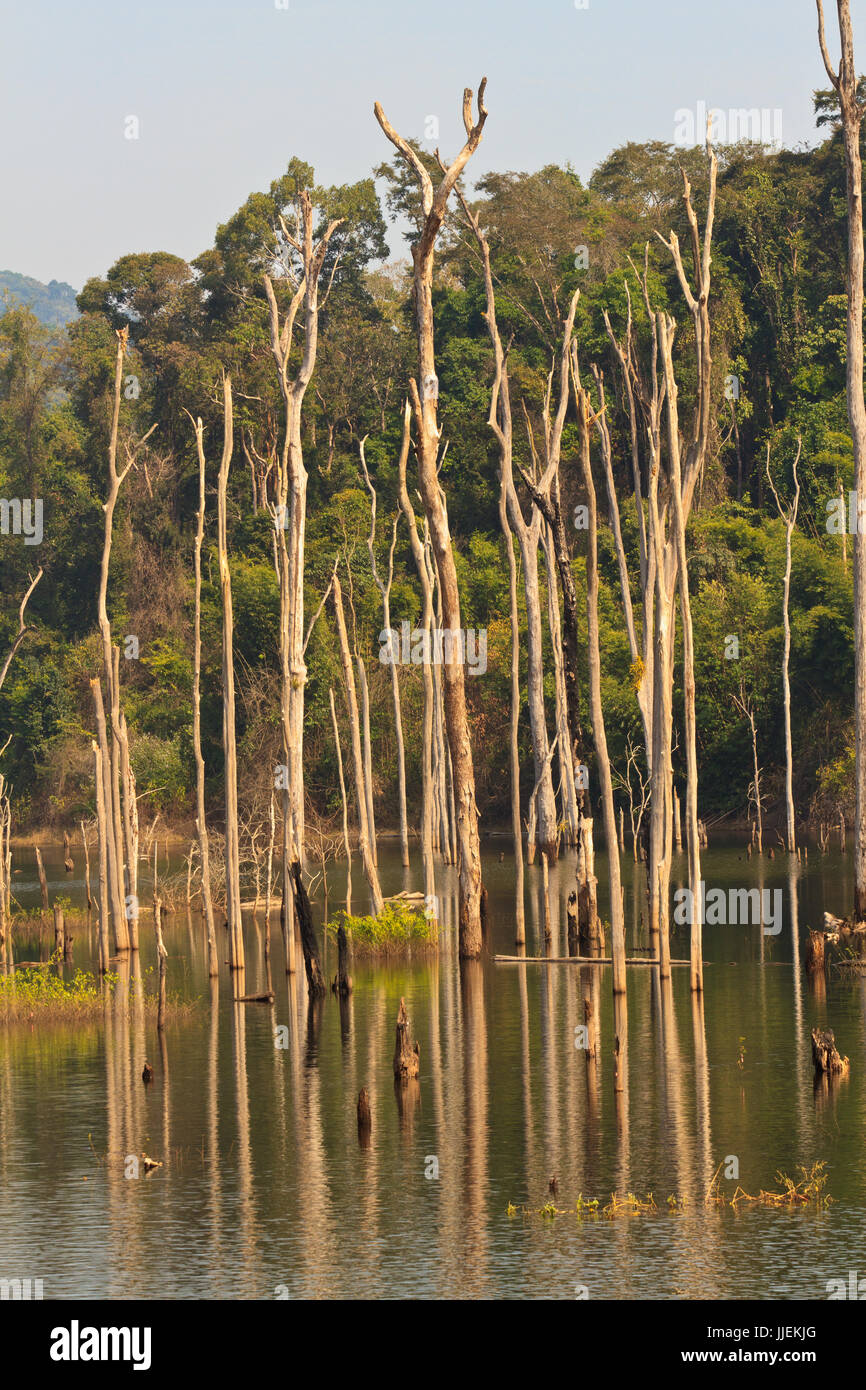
[
  {"xmin": 357, "ymin": 1086, "xmax": 371, "ymax": 1147},
  {"xmin": 810, "ymin": 1026, "xmax": 850, "ymax": 1077},
  {"xmin": 393, "ymin": 997, "xmax": 420, "ymax": 1082},
  {"xmin": 331, "ymin": 924, "xmax": 352, "ymax": 997}
]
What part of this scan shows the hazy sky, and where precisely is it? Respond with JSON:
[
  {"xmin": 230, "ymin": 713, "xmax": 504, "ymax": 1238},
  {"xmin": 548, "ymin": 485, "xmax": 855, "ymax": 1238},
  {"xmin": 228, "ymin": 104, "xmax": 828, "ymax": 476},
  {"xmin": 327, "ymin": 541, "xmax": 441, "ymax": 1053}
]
[{"xmin": 0, "ymin": 0, "xmax": 857, "ymax": 290}]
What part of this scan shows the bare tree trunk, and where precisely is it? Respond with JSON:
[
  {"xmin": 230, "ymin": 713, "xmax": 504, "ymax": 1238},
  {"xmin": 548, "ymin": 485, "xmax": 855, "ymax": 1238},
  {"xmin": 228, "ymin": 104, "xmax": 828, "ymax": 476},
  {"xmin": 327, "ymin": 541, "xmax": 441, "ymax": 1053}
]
[
  {"xmin": 818, "ymin": 0, "xmax": 866, "ymax": 921},
  {"xmin": 215, "ymin": 375, "xmax": 244, "ymax": 972},
  {"xmin": 660, "ymin": 312, "xmax": 703, "ymax": 993},
  {"xmin": 119, "ymin": 710, "xmax": 138, "ymax": 950},
  {"xmin": 767, "ymin": 441, "xmax": 802, "ymax": 852},
  {"xmin": 34, "ymin": 845, "xmax": 49, "ymax": 916},
  {"xmin": 332, "ymin": 570, "xmax": 384, "ymax": 916},
  {"xmin": 329, "ymin": 688, "xmax": 353, "ymax": 915},
  {"xmin": 375, "ymin": 81, "xmax": 486, "ymax": 957},
  {"xmin": 575, "ymin": 377, "xmax": 626, "ymax": 995},
  {"xmin": 264, "ymin": 194, "xmax": 344, "ymax": 890},
  {"xmin": 541, "ymin": 521, "xmax": 579, "ymax": 844},
  {"xmin": 396, "ymin": 407, "xmax": 436, "ymax": 910},
  {"xmin": 360, "ymin": 436, "xmax": 410, "ymax": 868},
  {"xmin": 500, "ymin": 478, "xmax": 526, "ymax": 945},
  {"xmin": 188, "ymin": 412, "xmax": 220, "ymax": 976},
  {"xmin": 357, "ymin": 656, "xmax": 378, "ymax": 867},
  {"xmin": 92, "ymin": 740, "xmax": 110, "ymax": 970},
  {"xmin": 91, "ymin": 678, "xmax": 127, "ymax": 950},
  {"xmin": 80, "ymin": 820, "xmax": 92, "ymax": 912}
]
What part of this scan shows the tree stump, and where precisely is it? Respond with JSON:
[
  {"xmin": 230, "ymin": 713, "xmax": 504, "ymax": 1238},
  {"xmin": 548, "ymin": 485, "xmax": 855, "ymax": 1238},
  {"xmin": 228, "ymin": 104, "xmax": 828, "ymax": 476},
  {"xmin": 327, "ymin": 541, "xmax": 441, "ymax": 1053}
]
[
  {"xmin": 805, "ymin": 930, "xmax": 826, "ymax": 974},
  {"xmin": 810, "ymin": 1027, "xmax": 850, "ymax": 1077},
  {"xmin": 291, "ymin": 861, "xmax": 326, "ymax": 998},
  {"xmin": 53, "ymin": 905, "xmax": 65, "ymax": 959},
  {"xmin": 566, "ymin": 890, "xmax": 579, "ymax": 956},
  {"xmin": 393, "ymin": 997, "xmax": 420, "ymax": 1081},
  {"xmin": 331, "ymin": 924, "xmax": 352, "ymax": 996},
  {"xmin": 357, "ymin": 1087, "xmax": 371, "ymax": 1147}
]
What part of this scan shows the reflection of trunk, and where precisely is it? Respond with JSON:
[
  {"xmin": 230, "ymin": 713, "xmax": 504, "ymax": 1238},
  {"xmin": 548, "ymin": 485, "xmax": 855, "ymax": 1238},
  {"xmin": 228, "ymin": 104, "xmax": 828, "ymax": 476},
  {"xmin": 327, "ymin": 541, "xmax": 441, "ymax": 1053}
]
[
  {"xmin": 375, "ymin": 84, "xmax": 486, "ymax": 957},
  {"xmin": 818, "ymin": 0, "xmax": 866, "ymax": 920},
  {"xmin": 332, "ymin": 571, "xmax": 384, "ymax": 916},
  {"xmin": 215, "ymin": 376, "xmax": 245, "ymax": 972}
]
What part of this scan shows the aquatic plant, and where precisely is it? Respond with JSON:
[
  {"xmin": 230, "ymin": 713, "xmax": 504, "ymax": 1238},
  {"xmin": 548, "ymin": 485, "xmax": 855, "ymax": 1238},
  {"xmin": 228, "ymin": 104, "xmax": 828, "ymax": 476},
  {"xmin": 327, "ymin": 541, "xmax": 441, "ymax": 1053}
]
[{"xmin": 325, "ymin": 902, "xmax": 437, "ymax": 956}]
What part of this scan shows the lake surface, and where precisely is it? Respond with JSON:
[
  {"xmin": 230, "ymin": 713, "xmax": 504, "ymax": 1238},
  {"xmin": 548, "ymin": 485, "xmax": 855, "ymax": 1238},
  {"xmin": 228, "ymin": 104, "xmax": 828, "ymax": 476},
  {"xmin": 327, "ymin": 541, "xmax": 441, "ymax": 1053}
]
[{"xmin": 1, "ymin": 838, "xmax": 864, "ymax": 1300}]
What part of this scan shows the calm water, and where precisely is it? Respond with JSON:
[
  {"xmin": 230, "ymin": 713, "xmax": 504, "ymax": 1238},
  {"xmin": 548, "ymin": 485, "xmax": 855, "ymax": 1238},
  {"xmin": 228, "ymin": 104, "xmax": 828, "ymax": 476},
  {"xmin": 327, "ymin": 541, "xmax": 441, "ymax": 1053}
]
[{"xmin": 1, "ymin": 838, "xmax": 865, "ymax": 1300}]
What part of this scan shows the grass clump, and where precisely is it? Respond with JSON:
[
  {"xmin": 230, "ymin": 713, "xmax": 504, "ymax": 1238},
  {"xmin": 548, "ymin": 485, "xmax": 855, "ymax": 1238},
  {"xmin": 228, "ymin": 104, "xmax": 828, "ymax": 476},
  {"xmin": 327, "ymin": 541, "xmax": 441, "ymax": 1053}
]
[
  {"xmin": 0, "ymin": 964, "xmax": 191, "ymax": 1026},
  {"xmin": 326, "ymin": 902, "xmax": 437, "ymax": 956}
]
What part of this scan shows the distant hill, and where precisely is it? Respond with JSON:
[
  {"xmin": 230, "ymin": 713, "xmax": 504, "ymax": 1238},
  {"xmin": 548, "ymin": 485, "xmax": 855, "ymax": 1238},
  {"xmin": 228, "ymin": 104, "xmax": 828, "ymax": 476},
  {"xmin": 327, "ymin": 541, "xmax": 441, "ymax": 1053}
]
[{"xmin": 0, "ymin": 270, "xmax": 79, "ymax": 326}]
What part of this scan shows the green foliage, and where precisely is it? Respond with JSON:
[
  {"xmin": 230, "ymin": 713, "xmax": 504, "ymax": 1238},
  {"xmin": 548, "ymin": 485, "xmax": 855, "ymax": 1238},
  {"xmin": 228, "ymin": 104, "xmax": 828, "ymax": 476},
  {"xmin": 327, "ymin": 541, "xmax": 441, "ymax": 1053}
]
[{"xmin": 326, "ymin": 903, "xmax": 437, "ymax": 955}]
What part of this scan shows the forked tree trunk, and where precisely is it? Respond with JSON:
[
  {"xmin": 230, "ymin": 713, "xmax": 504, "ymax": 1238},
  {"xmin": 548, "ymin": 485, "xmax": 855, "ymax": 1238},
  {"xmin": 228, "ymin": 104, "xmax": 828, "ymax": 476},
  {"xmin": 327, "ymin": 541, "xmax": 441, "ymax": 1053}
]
[
  {"xmin": 375, "ymin": 82, "xmax": 486, "ymax": 957},
  {"xmin": 818, "ymin": 0, "xmax": 866, "ymax": 921},
  {"xmin": 264, "ymin": 194, "xmax": 343, "ymax": 898},
  {"xmin": 215, "ymin": 375, "xmax": 245, "ymax": 972}
]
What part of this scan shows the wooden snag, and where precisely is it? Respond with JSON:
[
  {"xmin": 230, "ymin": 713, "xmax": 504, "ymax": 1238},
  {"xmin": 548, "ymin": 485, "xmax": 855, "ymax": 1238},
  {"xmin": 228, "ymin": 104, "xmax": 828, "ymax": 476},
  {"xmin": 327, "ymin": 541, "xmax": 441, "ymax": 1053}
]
[
  {"xmin": 393, "ymin": 997, "xmax": 420, "ymax": 1081},
  {"xmin": 331, "ymin": 923, "xmax": 352, "ymax": 996},
  {"xmin": 357, "ymin": 1087, "xmax": 372, "ymax": 1147},
  {"xmin": 290, "ymin": 861, "xmax": 326, "ymax": 998},
  {"xmin": 811, "ymin": 1026, "xmax": 850, "ymax": 1077}
]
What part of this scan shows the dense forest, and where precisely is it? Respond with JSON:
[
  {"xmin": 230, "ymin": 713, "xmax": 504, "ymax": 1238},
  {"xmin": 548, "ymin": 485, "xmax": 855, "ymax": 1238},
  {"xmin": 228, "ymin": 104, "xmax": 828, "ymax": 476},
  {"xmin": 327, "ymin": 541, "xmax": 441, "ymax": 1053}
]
[{"xmin": 0, "ymin": 97, "xmax": 859, "ymax": 853}]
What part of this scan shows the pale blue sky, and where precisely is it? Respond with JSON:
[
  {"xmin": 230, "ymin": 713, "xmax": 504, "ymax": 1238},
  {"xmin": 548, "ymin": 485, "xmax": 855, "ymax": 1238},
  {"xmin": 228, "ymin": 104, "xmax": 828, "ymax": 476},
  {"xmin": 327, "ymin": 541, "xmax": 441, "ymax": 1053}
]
[{"xmin": 0, "ymin": 0, "xmax": 858, "ymax": 289}]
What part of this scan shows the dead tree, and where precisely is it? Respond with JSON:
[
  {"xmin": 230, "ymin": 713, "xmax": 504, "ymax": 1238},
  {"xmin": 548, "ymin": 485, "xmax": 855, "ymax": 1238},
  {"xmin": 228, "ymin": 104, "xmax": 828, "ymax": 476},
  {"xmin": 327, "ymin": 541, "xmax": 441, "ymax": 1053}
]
[
  {"xmin": 0, "ymin": 568, "xmax": 43, "ymax": 693},
  {"xmin": 658, "ymin": 312, "xmax": 703, "ymax": 992},
  {"xmin": 264, "ymin": 191, "xmax": 343, "ymax": 892},
  {"xmin": 329, "ymin": 687, "xmax": 353, "ymax": 915},
  {"xmin": 290, "ymin": 861, "xmax": 326, "ymax": 998},
  {"xmin": 818, "ymin": 0, "xmax": 866, "ymax": 921},
  {"xmin": 766, "ymin": 439, "xmax": 802, "ymax": 852},
  {"xmin": 91, "ymin": 741, "xmax": 110, "ymax": 970},
  {"xmin": 604, "ymin": 144, "xmax": 717, "ymax": 976},
  {"xmin": 734, "ymin": 682, "xmax": 763, "ymax": 855},
  {"xmin": 360, "ymin": 435, "xmax": 410, "ymax": 868},
  {"xmin": 396, "ymin": 404, "xmax": 436, "ymax": 910},
  {"xmin": 375, "ymin": 80, "xmax": 486, "ymax": 957},
  {"xmin": 187, "ymin": 411, "xmax": 220, "ymax": 977},
  {"xmin": 574, "ymin": 370, "xmax": 626, "ymax": 994},
  {"xmin": 332, "ymin": 569, "xmax": 384, "ymax": 915},
  {"xmin": 215, "ymin": 375, "xmax": 245, "ymax": 972}
]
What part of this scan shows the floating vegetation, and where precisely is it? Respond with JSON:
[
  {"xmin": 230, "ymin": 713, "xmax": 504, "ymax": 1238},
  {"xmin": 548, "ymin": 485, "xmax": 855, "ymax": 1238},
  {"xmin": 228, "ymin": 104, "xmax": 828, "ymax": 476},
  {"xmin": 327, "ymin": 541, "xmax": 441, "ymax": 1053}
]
[
  {"xmin": 0, "ymin": 965, "xmax": 192, "ymax": 1026},
  {"xmin": 507, "ymin": 1191, "xmax": 682, "ymax": 1220},
  {"xmin": 509, "ymin": 1163, "xmax": 832, "ymax": 1221},
  {"xmin": 325, "ymin": 902, "xmax": 437, "ymax": 956},
  {"xmin": 706, "ymin": 1160, "xmax": 832, "ymax": 1208}
]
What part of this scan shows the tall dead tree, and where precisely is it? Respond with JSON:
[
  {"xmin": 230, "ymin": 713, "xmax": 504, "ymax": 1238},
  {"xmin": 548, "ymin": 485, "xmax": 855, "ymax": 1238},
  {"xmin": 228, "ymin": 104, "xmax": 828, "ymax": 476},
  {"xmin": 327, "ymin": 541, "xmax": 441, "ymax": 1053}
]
[
  {"xmin": 0, "ymin": 568, "xmax": 43, "ymax": 693},
  {"xmin": 332, "ymin": 568, "xmax": 384, "ymax": 916},
  {"xmin": 187, "ymin": 411, "xmax": 220, "ymax": 976},
  {"xmin": 264, "ymin": 191, "xmax": 343, "ymax": 907},
  {"xmin": 215, "ymin": 374, "xmax": 245, "ymax": 972},
  {"xmin": 396, "ymin": 403, "xmax": 437, "ymax": 910},
  {"xmin": 766, "ymin": 439, "xmax": 802, "ymax": 853},
  {"xmin": 605, "ymin": 146, "xmax": 717, "ymax": 976},
  {"xmin": 359, "ymin": 434, "xmax": 410, "ymax": 868},
  {"xmin": 573, "ymin": 368, "xmax": 626, "ymax": 994},
  {"xmin": 818, "ymin": 0, "xmax": 866, "ymax": 920},
  {"xmin": 375, "ymin": 82, "xmax": 487, "ymax": 956}
]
